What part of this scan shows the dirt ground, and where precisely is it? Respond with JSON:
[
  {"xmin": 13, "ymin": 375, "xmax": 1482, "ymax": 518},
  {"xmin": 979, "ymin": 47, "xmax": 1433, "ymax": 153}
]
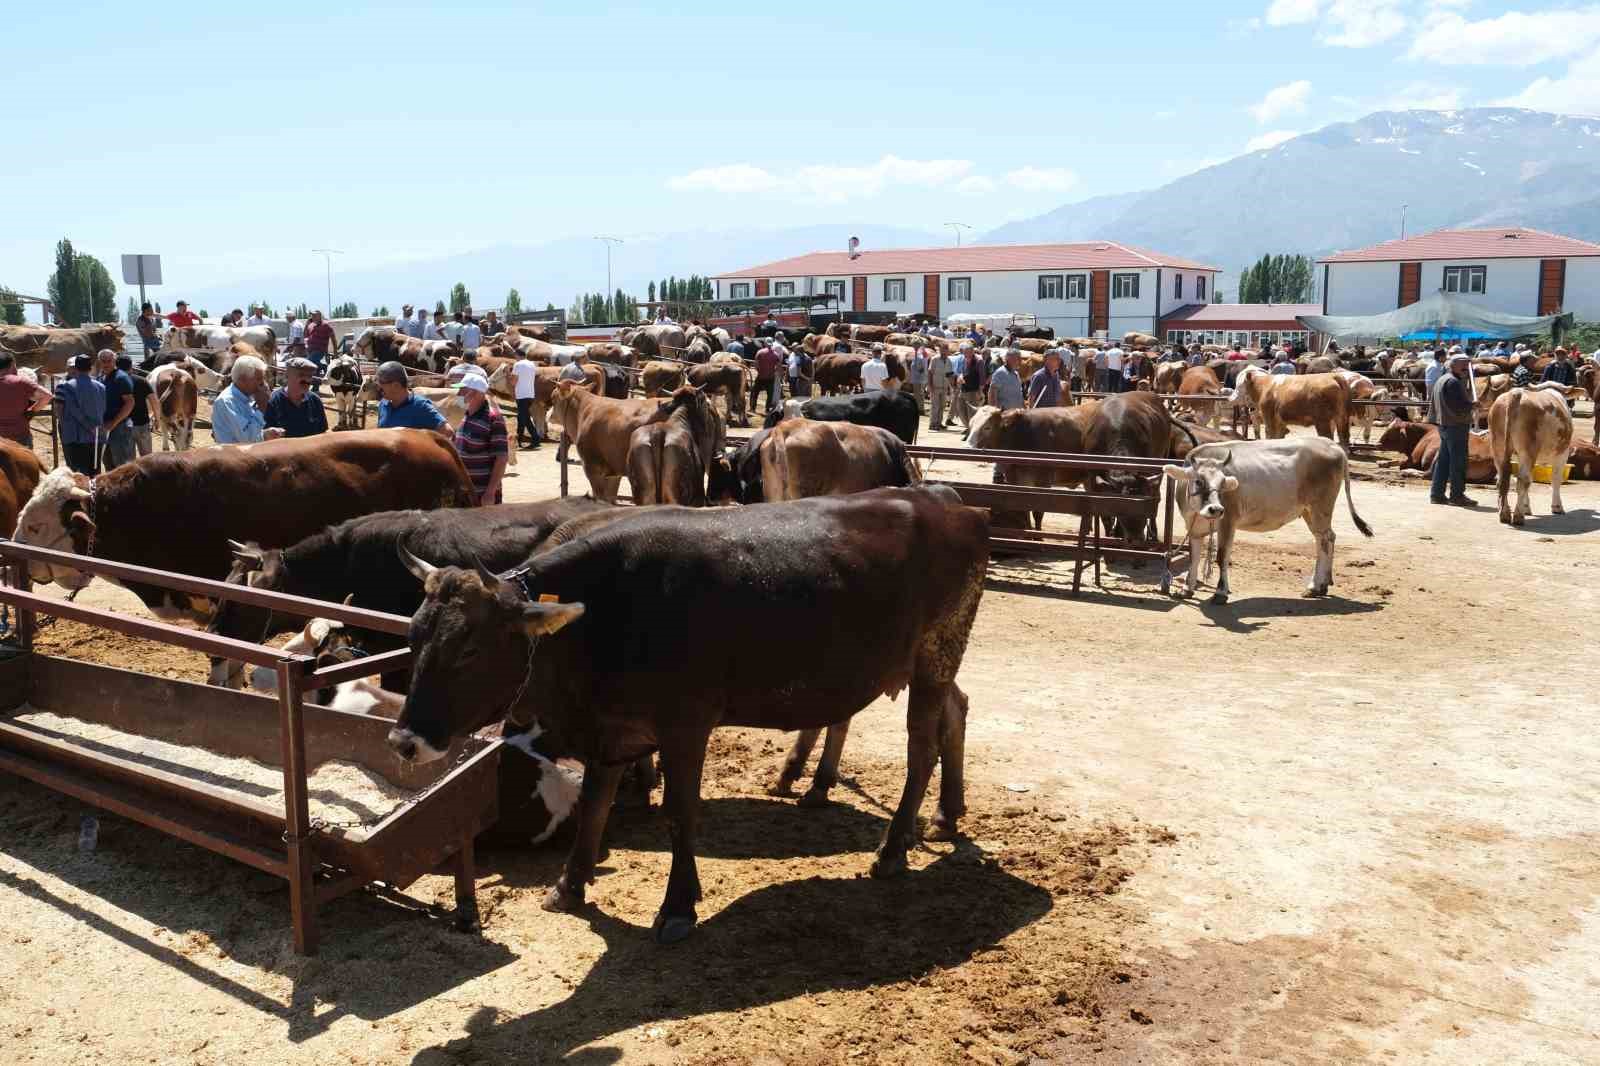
[{"xmin": 2, "ymin": 395, "xmax": 1599, "ymax": 1064}]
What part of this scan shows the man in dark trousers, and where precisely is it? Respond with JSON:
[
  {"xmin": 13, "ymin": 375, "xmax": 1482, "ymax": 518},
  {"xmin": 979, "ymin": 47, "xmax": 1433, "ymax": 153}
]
[
  {"xmin": 55, "ymin": 354, "xmax": 106, "ymax": 475},
  {"xmin": 753, "ymin": 341, "xmax": 781, "ymax": 413},
  {"xmin": 1430, "ymin": 351, "xmax": 1476, "ymax": 507}
]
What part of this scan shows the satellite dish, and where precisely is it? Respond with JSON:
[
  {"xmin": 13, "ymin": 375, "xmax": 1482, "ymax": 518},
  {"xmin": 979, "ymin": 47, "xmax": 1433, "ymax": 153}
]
[{"xmin": 847, "ymin": 236, "xmax": 860, "ymax": 260}]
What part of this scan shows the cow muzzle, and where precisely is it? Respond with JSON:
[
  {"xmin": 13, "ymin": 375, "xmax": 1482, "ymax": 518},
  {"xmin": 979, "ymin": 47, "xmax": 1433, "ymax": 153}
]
[
  {"xmin": 1200, "ymin": 503, "xmax": 1225, "ymax": 520},
  {"xmin": 386, "ymin": 726, "xmax": 446, "ymax": 765}
]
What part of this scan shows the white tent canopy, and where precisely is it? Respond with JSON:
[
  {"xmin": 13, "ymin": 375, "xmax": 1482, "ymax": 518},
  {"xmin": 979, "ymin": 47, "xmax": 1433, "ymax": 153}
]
[{"xmin": 1297, "ymin": 291, "xmax": 1571, "ymax": 343}]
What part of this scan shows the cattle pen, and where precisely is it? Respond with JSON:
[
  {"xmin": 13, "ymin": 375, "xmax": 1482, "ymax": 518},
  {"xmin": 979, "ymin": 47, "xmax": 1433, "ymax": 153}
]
[{"xmin": 0, "ymin": 541, "xmax": 499, "ymax": 955}]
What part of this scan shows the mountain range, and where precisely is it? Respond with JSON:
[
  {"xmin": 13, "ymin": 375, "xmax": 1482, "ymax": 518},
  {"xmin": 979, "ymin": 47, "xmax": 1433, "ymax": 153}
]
[{"xmin": 182, "ymin": 108, "xmax": 1600, "ymax": 313}]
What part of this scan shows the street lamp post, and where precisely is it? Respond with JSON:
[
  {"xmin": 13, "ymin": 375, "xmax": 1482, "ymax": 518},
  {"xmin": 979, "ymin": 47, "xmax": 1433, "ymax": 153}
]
[
  {"xmin": 945, "ymin": 222, "xmax": 972, "ymax": 247},
  {"xmin": 594, "ymin": 236, "xmax": 623, "ymax": 302},
  {"xmin": 312, "ymin": 248, "xmax": 343, "ymax": 314}
]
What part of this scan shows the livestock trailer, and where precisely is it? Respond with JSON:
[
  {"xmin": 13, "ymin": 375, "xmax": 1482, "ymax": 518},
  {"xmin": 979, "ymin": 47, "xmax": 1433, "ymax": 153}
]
[{"xmin": 0, "ymin": 543, "xmax": 500, "ymax": 954}]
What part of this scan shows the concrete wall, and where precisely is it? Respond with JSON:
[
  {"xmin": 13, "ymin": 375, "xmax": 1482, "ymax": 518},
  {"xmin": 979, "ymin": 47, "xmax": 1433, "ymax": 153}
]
[
  {"xmin": 1324, "ymin": 261, "xmax": 1400, "ymax": 316},
  {"xmin": 1420, "ymin": 259, "xmax": 1539, "ymax": 316},
  {"xmin": 1564, "ymin": 258, "xmax": 1600, "ymax": 320},
  {"xmin": 1326, "ymin": 256, "xmax": 1600, "ymax": 319},
  {"xmin": 865, "ymin": 273, "xmax": 928, "ymax": 315}
]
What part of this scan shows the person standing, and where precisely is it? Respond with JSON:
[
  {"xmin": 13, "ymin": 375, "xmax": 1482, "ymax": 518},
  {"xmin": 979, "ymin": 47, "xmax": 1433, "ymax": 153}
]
[
  {"xmin": 136, "ymin": 302, "xmax": 162, "ymax": 361},
  {"xmin": 118, "ymin": 355, "xmax": 156, "ymax": 458},
  {"xmin": 460, "ymin": 313, "xmax": 482, "ymax": 355},
  {"xmin": 753, "ymin": 341, "xmax": 781, "ymax": 412},
  {"xmin": 1541, "ymin": 348, "xmax": 1577, "ymax": 387},
  {"xmin": 1103, "ymin": 343, "xmax": 1124, "ymax": 393},
  {"xmin": 927, "ymin": 344, "xmax": 953, "ymax": 429},
  {"xmin": 212, "ymin": 356, "xmax": 283, "ymax": 445},
  {"xmin": 1430, "ymin": 352, "xmax": 1476, "ymax": 506},
  {"xmin": 55, "ymin": 354, "xmax": 107, "ymax": 475},
  {"xmin": 303, "ymin": 311, "xmax": 335, "ymax": 369},
  {"xmin": 98, "ymin": 349, "xmax": 137, "ymax": 469},
  {"xmin": 264, "ymin": 358, "xmax": 329, "ymax": 438},
  {"xmin": 787, "ymin": 344, "xmax": 804, "ymax": 400},
  {"xmin": 453, "ymin": 369, "xmax": 509, "ymax": 506},
  {"xmin": 481, "ymin": 310, "xmax": 505, "ymax": 337},
  {"xmin": 958, "ymin": 342, "xmax": 985, "ymax": 426},
  {"xmin": 1271, "ymin": 351, "xmax": 1298, "ymax": 376},
  {"xmin": 987, "ymin": 348, "xmax": 1026, "ymax": 411},
  {"xmin": 373, "ymin": 361, "xmax": 450, "ymax": 438},
  {"xmin": 444, "ymin": 312, "xmax": 466, "ymax": 345},
  {"xmin": 246, "ymin": 305, "xmax": 270, "ymax": 327},
  {"xmin": 907, "ymin": 344, "xmax": 928, "ymax": 413},
  {"xmin": 511, "ymin": 349, "xmax": 542, "ymax": 449},
  {"xmin": 558, "ymin": 348, "xmax": 590, "ymax": 384},
  {"xmin": 1423, "ymin": 349, "xmax": 1448, "ymax": 422},
  {"xmin": 0, "ymin": 353, "xmax": 54, "ymax": 448},
  {"xmin": 860, "ymin": 343, "xmax": 890, "ymax": 392},
  {"xmin": 424, "ymin": 309, "xmax": 445, "ymax": 341},
  {"xmin": 285, "ymin": 311, "xmax": 306, "ymax": 355},
  {"xmin": 1027, "ymin": 349, "xmax": 1065, "ymax": 409}
]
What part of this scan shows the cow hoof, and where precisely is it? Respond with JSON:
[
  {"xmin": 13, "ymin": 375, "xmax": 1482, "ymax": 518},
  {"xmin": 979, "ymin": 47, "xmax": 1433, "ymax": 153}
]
[
  {"xmin": 652, "ymin": 913, "xmax": 697, "ymax": 945},
  {"xmin": 1553, "ymin": 504, "xmax": 1566, "ymax": 515},
  {"xmin": 1209, "ymin": 592, "xmax": 1229, "ymax": 605},
  {"xmin": 1499, "ymin": 510, "xmax": 1512, "ymax": 525},
  {"xmin": 796, "ymin": 788, "xmax": 831, "ymax": 809},
  {"xmin": 766, "ymin": 778, "xmax": 799, "ymax": 798},
  {"xmin": 1511, "ymin": 514, "xmax": 1525, "ymax": 527},
  {"xmin": 541, "ymin": 882, "xmax": 584, "ymax": 914},
  {"xmin": 925, "ymin": 817, "xmax": 960, "ymax": 842},
  {"xmin": 870, "ymin": 851, "xmax": 909, "ymax": 879}
]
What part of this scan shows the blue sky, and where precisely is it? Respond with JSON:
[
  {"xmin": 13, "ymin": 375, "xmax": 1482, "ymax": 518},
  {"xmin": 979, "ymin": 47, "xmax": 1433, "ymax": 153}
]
[{"xmin": 4, "ymin": 0, "xmax": 1597, "ymax": 308}]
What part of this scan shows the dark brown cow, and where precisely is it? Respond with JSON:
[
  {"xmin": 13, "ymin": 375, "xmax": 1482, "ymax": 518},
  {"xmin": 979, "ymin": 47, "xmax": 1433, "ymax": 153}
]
[
  {"xmin": 626, "ymin": 387, "xmax": 724, "ymax": 506},
  {"xmin": 386, "ymin": 485, "xmax": 987, "ymax": 942},
  {"xmin": 759, "ymin": 419, "xmax": 918, "ymax": 501},
  {"xmin": 685, "ymin": 361, "xmax": 749, "ymax": 426},
  {"xmin": 13, "ymin": 431, "xmax": 475, "ymax": 622},
  {"xmin": 813, "ymin": 353, "xmax": 866, "ymax": 394}
]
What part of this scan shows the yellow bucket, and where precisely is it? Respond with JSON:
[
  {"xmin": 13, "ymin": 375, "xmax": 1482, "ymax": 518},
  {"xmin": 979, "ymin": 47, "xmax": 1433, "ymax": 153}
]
[{"xmin": 1509, "ymin": 460, "xmax": 1573, "ymax": 484}]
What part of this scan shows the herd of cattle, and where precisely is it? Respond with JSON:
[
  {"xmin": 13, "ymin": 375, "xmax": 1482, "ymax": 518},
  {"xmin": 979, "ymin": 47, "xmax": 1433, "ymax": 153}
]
[{"xmin": 0, "ymin": 314, "xmax": 1593, "ymax": 943}]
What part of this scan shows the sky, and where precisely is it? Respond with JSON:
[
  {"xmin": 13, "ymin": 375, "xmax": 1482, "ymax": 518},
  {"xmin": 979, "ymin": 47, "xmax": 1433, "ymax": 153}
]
[{"xmin": 4, "ymin": 0, "xmax": 1598, "ymax": 312}]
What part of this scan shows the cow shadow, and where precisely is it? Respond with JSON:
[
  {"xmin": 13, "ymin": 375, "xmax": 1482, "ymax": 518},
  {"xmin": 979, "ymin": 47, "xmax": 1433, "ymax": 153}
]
[
  {"xmin": 1505, "ymin": 506, "xmax": 1600, "ymax": 536},
  {"xmin": 1193, "ymin": 594, "xmax": 1384, "ymax": 633},
  {"xmin": 407, "ymin": 840, "xmax": 1053, "ymax": 1066}
]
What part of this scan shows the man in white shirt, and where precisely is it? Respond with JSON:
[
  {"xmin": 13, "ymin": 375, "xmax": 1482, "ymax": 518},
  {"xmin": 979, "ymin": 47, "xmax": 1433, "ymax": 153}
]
[
  {"xmin": 285, "ymin": 312, "xmax": 306, "ymax": 354},
  {"xmin": 406, "ymin": 306, "xmax": 426, "ymax": 338},
  {"xmin": 1103, "ymin": 345, "xmax": 1125, "ymax": 393},
  {"xmin": 423, "ymin": 310, "xmax": 444, "ymax": 341},
  {"xmin": 245, "ymin": 305, "xmax": 270, "ymax": 327},
  {"xmin": 443, "ymin": 313, "xmax": 465, "ymax": 344},
  {"xmin": 460, "ymin": 316, "xmax": 482, "ymax": 354},
  {"xmin": 511, "ymin": 352, "xmax": 542, "ymax": 449},
  {"xmin": 861, "ymin": 343, "xmax": 890, "ymax": 392}
]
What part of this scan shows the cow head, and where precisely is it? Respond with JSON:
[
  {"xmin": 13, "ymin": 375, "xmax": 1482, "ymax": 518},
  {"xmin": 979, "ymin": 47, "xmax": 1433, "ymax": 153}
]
[
  {"xmin": 13, "ymin": 467, "xmax": 96, "ymax": 588},
  {"xmin": 352, "ymin": 328, "xmax": 377, "ymax": 358},
  {"xmin": 246, "ymin": 612, "xmax": 360, "ymax": 696},
  {"xmin": 964, "ymin": 405, "xmax": 1003, "ymax": 448},
  {"xmin": 207, "ymin": 541, "xmax": 291, "ymax": 686},
  {"xmin": 1162, "ymin": 456, "xmax": 1237, "ymax": 521},
  {"xmin": 387, "ymin": 544, "xmax": 584, "ymax": 764}
]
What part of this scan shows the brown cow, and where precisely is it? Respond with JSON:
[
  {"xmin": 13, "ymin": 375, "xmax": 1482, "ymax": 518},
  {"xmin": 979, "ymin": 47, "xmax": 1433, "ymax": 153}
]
[
  {"xmin": 1153, "ymin": 361, "xmax": 1184, "ymax": 395},
  {"xmin": 759, "ymin": 419, "xmax": 918, "ymax": 501},
  {"xmin": 626, "ymin": 387, "xmax": 724, "ymax": 505},
  {"xmin": 802, "ymin": 332, "xmax": 841, "ymax": 357},
  {"xmin": 354, "ymin": 326, "xmax": 457, "ymax": 372},
  {"xmin": 13, "ymin": 430, "xmax": 475, "ymax": 622},
  {"xmin": 685, "ymin": 361, "xmax": 749, "ymax": 426},
  {"xmin": 1376, "ymin": 421, "xmax": 1495, "ymax": 482},
  {"xmin": 0, "ymin": 438, "xmax": 44, "ymax": 537},
  {"xmin": 849, "ymin": 325, "xmax": 892, "ymax": 344},
  {"xmin": 585, "ymin": 342, "xmax": 635, "ymax": 367},
  {"xmin": 1334, "ymin": 370, "xmax": 1388, "ymax": 443},
  {"xmin": 550, "ymin": 382, "xmax": 667, "ymax": 502},
  {"xmin": 1566, "ymin": 440, "xmax": 1600, "ymax": 480},
  {"xmin": 1491, "ymin": 388, "xmax": 1574, "ymax": 525},
  {"xmin": 641, "ymin": 360, "xmax": 686, "ymax": 397},
  {"xmin": 813, "ymin": 353, "xmax": 866, "ymax": 394},
  {"xmin": 1177, "ymin": 365, "xmax": 1227, "ymax": 428},
  {"xmin": 1242, "ymin": 367, "xmax": 1352, "ymax": 444},
  {"xmin": 0, "ymin": 323, "xmax": 126, "ymax": 374},
  {"xmin": 150, "ymin": 362, "xmax": 199, "ymax": 451},
  {"xmin": 1013, "ymin": 337, "xmax": 1052, "ymax": 355},
  {"xmin": 526, "ymin": 364, "xmax": 604, "ymax": 442}
]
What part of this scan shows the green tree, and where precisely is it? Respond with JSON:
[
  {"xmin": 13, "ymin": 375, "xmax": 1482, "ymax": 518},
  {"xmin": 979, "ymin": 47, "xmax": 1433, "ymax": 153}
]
[
  {"xmin": 126, "ymin": 296, "xmax": 139, "ymax": 323},
  {"xmin": 252, "ymin": 299, "xmax": 277, "ymax": 317},
  {"xmin": 370, "ymin": 305, "xmax": 391, "ymax": 316},
  {"xmin": 570, "ymin": 294, "xmax": 583, "ymax": 324},
  {"xmin": 544, "ymin": 302, "xmax": 555, "ymax": 312},
  {"xmin": 331, "ymin": 300, "xmax": 359, "ymax": 318},
  {"xmin": 47, "ymin": 239, "xmax": 84, "ymax": 325},
  {"xmin": 647, "ymin": 281, "xmax": 656, "ymax": 304},
  {"xmin": 435, "ymin": 299, "xmax": 446, "ymax": 315},
  {"xmin": 1238, "ymin": 253, "xmax": 1315, "ymax": 304},
  {"xmin": 0, "ymin": 288, "xmax": 25, "ymax": 326},
  {"xmin": 76, "ymin": 254, "xmax": 116, "ymax": 323},
  {"xmin": 504, "ymin": 288, "xmax": 522, "ymax": 316},
  {"xmin": 449, "ymin": 283, "xmax": 471, "ymax": 314}
]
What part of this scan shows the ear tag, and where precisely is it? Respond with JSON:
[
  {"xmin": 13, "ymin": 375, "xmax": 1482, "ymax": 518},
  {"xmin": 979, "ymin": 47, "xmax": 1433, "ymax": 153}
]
[{"xmin": 538, "ymin": 593, "xmax": 560, "ymax": 604}]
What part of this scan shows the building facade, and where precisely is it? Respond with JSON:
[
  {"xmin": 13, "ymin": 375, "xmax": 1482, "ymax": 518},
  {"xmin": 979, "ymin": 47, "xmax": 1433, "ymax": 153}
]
[
  {"xmin": 1158, "ymin": 303, "xmax": 1323, "ymax": 351},
  {"xmin": 711, "ymin": 242, "xmax": 1220, "ymax": 339},
  {"xmin": 1320, "ymin": 227, "xmax": 1600, "ymax": 321}
]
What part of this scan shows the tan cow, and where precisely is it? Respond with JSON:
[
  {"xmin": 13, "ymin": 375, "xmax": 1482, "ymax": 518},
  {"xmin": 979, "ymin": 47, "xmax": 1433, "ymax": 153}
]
[
  {"xmin": 641, "ymin": 360, "xmax": 686, "ymax": 397},
  {"xmin": 1490, "ymin": 388, "xmax": 1574, "ymax": 526},
  {"xmin": 529, "ymin": 364, "xmax": 604, "ymax": 442},
  {"xmin": 166, "ymin": 324, "xmax": 276, "ymax": 362},
  {"xmin": 1333, "ymin": 370, "xmax": 1387, "ymax": 443},
  {"xmin": 0, "ymin": 323, "xmax": 126, "ymax": 374},
  {"xmin": 626, "ymin": 387, "xmax": 724, "ymax": 506},
  {"xmin": 549, "ymin": 382, "xmax": 666, "ymax": 502},
  {"xmin": 759, "ymin": 420, "xmax": 919, "ymax": 501},
  {"xmin": 1473, "ymin": 373, "xmax": 1514, "ymax": 428},
  {"xmin": 1177, "ymin": 365, "xmax": 1227, "ymax": 428},
  {"xmin": 0, "ymin": 438, "xmax": 44, "ymax": 537},
  {"xmin": 150, "ymin": 363, "xmax": 199, "ymax": 451},
  {"xmin": 1256, "ymin": 371, "xmax": 1352, "ymax": 445},
  {"xmin": 686, "ymin": 361, "xmax": 749, "ymax": 426}
]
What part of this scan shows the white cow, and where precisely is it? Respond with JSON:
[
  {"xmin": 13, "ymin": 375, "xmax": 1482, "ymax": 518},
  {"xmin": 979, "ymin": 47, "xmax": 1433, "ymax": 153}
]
[
  {"xmin": 1163, "ymin": 436, "xmax": 1374, "ymax": 604},
  {"xmin": 165, "ymin": 324, "xmax": 277, "ymax": 362}
]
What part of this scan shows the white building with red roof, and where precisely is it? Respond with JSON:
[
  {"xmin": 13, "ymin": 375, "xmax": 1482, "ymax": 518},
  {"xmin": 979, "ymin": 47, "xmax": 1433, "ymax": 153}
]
[
  {"xmin": 1320, "ymin": 227, "xmax": 1600, "ymax": 322},
  {"xmin": 710, "ymin": 241, "xmax": 1220, "ymax": 340}
]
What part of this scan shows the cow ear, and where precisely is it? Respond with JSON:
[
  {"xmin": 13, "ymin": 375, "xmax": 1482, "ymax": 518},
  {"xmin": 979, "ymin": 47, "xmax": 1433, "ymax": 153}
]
[
  {"xmin": 1221, "ymin": 475, "xmax": 1240, "ymax": 493},
  {"xmin": 519, "ymin": 601, "xmax": 585, "ymax": 637},
  {"xmin": 68, "ymin": 510, "xmax": 97, "ymax": 532},
  {"xmin": 1161, "ymin": 464, "xmax": 1189, "ymax": 481}
]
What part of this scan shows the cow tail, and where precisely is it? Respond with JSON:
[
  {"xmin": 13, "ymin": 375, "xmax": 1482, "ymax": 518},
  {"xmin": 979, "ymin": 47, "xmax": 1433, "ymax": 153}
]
[
  {"xmin": 894, "ymin": 439, "xmax": 919, "ymax": 486},
  {"xmin": 1341, "ymin": 453, "xmax": 1374, "ymax": 538},
  {"xmin": 1166, "ymin": 411, "xmax": 1199, "ymax": 455},
  {"xmin": 1496, "ymin": 389, "xmax": 1520, "ymax": 504}
]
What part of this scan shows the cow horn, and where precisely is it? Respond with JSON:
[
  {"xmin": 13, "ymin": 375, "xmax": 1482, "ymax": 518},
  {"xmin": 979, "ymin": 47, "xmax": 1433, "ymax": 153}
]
[
  {"xmin": 471, "ymin": 553, "xmax": 501, "ymax": 589},
  {"xmin": 397, "ymin": 538, "xmax": 439, "ymax": 582}
]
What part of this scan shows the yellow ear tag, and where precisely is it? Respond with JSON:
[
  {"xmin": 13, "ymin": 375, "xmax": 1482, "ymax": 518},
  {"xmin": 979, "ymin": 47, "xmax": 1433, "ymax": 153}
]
[{"xmin": 538, "ymin": 594, "xmax": 560, "ymax": 603}]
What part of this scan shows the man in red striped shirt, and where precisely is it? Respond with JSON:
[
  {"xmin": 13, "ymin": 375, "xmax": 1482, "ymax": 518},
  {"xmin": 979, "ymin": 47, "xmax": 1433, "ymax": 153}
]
[{"xmin": 453, "ymin": 369, "xmax": 509, "ymax": 505}]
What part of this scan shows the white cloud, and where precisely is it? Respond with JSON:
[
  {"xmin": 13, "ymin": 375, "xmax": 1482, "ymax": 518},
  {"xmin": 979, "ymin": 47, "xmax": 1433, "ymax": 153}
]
[
  {"xmin": 1409, "ymin": 7, "xmax": 1600, "ymax": 66},
  {"xmin": 666, "ymin": 164, "xmax": 782, "ymax": 194},
  {"xmin": 1247, "ymin": 129, "xmax": 1301, "ymax": 152},
  {"xmin": 1319, "ymin": 0, "xmax": 1407, "ymax": 46},
  {"xmin": 954, "ymin": 176, "xmax": 997, "ymax": 196},
  {"xmin": 1004, "ymin": 166, "xmax": 1079, "ymax": 193},
  {"xmin": 1248, "ymin": 80, "xmax": 1312, "ymax": 123},
  {"xmin": 1378, "ymin": 81, "xmax": 1465, "ymax": 110},
  {"xmin": 1496, "ymin": 45, "xmax": 1600, "ymax": 114},
  {"xmin": 665, "ymin": 154, "xmax": 980, "ymax": 203},
  {"xmin": 1265, "ymin": 0, "xmax": 1320, "ymax": 26}
]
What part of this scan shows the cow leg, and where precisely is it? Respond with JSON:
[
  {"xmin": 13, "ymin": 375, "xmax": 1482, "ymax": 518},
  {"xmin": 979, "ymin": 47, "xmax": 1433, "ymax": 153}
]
[
  {"xmin": 770, "ymin": 728, "xmax": 821, "ymax": 796},
  {"xmin": 871, "ymin": 677, "xmax": 944, "ymax": 879},
  {"xmin": 1305, "ymin": 512, "xmax": 1334, "ymax": 597},
  {"xmin": 926, "ymin": 684, "xmax": 969, "ymax": 842},
  {"xmin": 1177, "ymin": 532, "xmax": 1201, "ymax": 597},
  {"xmin": 1550, "ymin": 451, "xmax": 1569, "ymax": 515},
  {"xmin": 1514, "ymin": 462, "xmax": 1532, "ymax": 526},
  {"xmin": 1211, "ymin": 520, "xmax": 1236, "ymax": 604},
  {"xmin": 542, "ymin": 761, "xmax": 626, "ymax": 914},
  {"xmin": 653, "ymin": 735, "xmax": 709, "ymax": 944},
  {"xmin": 533, "ymin": 400, "xmax": 549, "ymax": 442},
  {"xmin": 1496, "ymin": 453, "xmax": 1514, "ymax": 525},
  {"xmin": 799, "ymin": 722, "xmax": 851, "ymax": 808}
]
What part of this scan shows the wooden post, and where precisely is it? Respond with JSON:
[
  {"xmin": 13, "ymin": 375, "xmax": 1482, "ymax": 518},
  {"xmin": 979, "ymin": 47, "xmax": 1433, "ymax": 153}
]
[
  {"xmin": 276, "ymin": 660, "xmax": 318, "ymax": 955},
  {"xmin": 13, "ymin": 562, "xmax": 33, "ymax": 653},
  {"xmin": 453, "ymin": 833, "xmax": 479, "ymax": 931},
  {"xmin": 557, "ymin": 434, "xmax": 569, "ymax": 497}
]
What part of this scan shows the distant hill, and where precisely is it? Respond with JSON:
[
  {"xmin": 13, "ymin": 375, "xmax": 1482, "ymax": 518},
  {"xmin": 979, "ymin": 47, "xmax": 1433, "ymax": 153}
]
[{"xmin": 980, "ymin": 108, "xmax": 1600, "ymax": 292}]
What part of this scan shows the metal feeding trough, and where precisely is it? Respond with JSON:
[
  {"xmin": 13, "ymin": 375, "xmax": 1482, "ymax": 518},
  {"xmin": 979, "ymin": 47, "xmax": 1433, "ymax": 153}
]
[{"xmin": 0, "ymin": 541, "xmax": 501, "ymax": 955}]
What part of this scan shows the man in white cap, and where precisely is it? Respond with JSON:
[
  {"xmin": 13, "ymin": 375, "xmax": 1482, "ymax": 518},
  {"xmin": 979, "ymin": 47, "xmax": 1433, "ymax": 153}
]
[{"xmin": 453, "ymin": 368, "xmax": 509, "ymax": 505}]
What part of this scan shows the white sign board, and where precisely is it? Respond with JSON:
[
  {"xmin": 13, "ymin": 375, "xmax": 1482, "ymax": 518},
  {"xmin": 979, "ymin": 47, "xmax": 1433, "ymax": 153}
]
[{"xmin": 120, "ymin": 254, "xmax": 162, "ymax": 286}]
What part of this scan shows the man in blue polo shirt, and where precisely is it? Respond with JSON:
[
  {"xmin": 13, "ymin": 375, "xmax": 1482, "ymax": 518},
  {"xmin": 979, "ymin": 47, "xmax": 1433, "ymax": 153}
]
[
  {"xmin": 374, "ymin": 361, "xmax": 450, "ymax": 437},
  {"xmin": 264, "ymin": 358, "xmax": 329, "ymax": 438}
]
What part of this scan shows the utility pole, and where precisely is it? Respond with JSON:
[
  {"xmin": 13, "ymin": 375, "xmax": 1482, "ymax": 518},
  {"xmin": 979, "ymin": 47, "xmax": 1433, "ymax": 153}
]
[
  {"xmin": 594, "ymin": 236, "xmax": 623, "ymax": 299},
  {"xmin": 945, "ymin": 222, "xmax": 972, "ymax": 247},
  {"xmin": 312, "ymin": 249, "xmax": 343, "ymax": 313},
  {"xmin": 1399, "ymin": 204, "xmax": 1408, "ymax": 240}
]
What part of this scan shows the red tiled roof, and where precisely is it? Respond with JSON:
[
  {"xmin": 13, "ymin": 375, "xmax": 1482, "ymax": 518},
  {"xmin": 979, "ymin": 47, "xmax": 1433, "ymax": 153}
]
[
  {"xmin": 1160, "ymin": 303, "xmax": 1321, "ymax": 324},
  {"xmin": 1320, "ymin": 227, "xmax": 1600, "ymax": 264},
  {"xmin": 712, "ymin": 241, "xmax": 1219, "ymax": 279}
]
